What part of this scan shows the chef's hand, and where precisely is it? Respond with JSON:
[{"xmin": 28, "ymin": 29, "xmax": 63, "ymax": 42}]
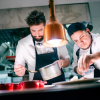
[
  {"xmin": 14, "ymin": 64, "xmax": 25, "ymax": 76},
  {"xmin": 78, "ymin": 54, "xmax": 95, "ymax": 72},
  {"xmin": 53, "ymin": 59, "xmax": 64, "ymax": 69},
  {"xmin": 75, "ymin": 67, "xmax": 83, "ymax": 76}
]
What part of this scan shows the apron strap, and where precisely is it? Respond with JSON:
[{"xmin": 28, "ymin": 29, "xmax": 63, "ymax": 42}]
[{"xmin": 76, "ymin": 48, "xmax": 80, "ymax": 62}]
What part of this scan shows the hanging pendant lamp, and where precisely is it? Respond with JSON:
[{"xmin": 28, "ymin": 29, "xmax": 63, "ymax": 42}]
[{"xmin": 43, "ymin": 0, "xmax": 68, "ymax": 47}]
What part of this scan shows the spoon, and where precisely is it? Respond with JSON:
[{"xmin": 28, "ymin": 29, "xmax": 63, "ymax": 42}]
[{"xmin": 25, "ymin": 68, "xmax": 37, "ymax": 73}]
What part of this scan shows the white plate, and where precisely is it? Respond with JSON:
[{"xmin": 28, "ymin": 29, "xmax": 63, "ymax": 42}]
[{"xmin": 52, "ymin": 78, "xmax": 100, "ymax": 85}]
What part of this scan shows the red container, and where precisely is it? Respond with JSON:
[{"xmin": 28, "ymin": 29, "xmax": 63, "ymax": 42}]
[
  {"xmin": 13, "ymin": 83, "xmax": 23, "ymax": 90},
  {"xmin": 21, "ymin": 80, "xmax": 47, "ymax": 89},
  {"xmin": 39, "ymin": 80, "xmax": 47, "ymax": 88},
  {"xmin": 0, "ymin": 83, "xmax": 14, "ymax": 91}
]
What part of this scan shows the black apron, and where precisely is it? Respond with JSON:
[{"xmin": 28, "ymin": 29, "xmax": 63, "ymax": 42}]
[
  {"xmin": 32, "ymin": 39, "xmax": 65, "ymax": 85},
  {"xmin": 76, "ymin": 37, "xmax": 100, "ymax": 77}
]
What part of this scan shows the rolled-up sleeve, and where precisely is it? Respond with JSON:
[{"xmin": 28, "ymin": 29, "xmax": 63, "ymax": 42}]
[
  {"xmin": 58, "ymin": 45, "xmax": 70, "ymax": 60},
  {"xmin": 14, "ymin": 41, "xmax": 25, "ymax": 67},
  {"xmin": 72, "ymin": 44, "xmax": 79, "ymax": 72}
]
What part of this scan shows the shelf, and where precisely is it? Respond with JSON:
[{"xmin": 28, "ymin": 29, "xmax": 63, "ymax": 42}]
[{"xmin": 5, "ymin": 56, "xmax": 15, "ymax": 61}]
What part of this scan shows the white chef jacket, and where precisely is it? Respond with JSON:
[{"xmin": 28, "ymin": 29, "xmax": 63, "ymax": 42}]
[
  {"xmin": 72, "ymin": 33, "xmax": 100, "ymax": 73},
  {"xmin": 14, "ymin": 34, "xmax": 70, "ymax": 81}
]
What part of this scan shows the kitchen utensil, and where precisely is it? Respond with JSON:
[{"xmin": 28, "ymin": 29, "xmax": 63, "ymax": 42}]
[
  {"xmin": 39, "ymin": 62, "xmax": 61, "ymax": 81},
  {"xmin": 25, "ymin": 68, "xmax": 37, "ymax": 73},
  {"xmin": 52, "ymin": 78, "xmax": 100, "ymax": 85}
]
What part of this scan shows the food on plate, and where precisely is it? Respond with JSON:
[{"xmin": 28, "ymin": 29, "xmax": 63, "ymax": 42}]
[
  {"xmin": 70, "ymin": 76, "xmax": 87, "ymax": 81},
  {"xmin": 70, "ymin": 76, "xmax": 78, "ymax": 81},
  {"xmin": 79, "ymin": 77, "xmax": 87, "ymax": 80}
]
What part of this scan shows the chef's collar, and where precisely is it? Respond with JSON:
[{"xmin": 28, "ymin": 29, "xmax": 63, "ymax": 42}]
[{"xmin": 35, "ymin": 40, "xmax": 44, "ymax": 45}]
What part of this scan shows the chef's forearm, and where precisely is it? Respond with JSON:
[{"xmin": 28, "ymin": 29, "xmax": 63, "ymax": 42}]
[
  {"xmin": 90, "ymin": 51, "xmax": 100, "ymax": 62},
  {"xmin": 62, "ymin": 58, "xmax": 70, "ymax": 68}
]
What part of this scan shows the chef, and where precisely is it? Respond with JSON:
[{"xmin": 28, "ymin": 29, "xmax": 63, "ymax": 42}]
[
  {"xmin": 14, "ymin": 10, "xmax": 70, "ymax": 85},
  {"xmin": 67, "ymin": 22, "xmax": 100, "ymax": 78}
]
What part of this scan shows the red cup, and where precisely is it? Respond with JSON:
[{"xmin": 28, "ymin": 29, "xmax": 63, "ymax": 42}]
[{"xmin": 0, "ymin": 83, "xmax": 14, "ymax": 91}]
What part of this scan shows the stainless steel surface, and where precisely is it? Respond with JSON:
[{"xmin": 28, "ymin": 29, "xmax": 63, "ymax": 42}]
[
  {"xmin": 1, "ymin": 82, "xmax": 100, "ymax": 95},
  {"xmin": 52, "ymin": 78, "xmax": 100, "ymax": 85},
  {"xmin": 39, "ymin": 62, "xmax": 61, "ymax": 80},
  {"xmin": 25, "ymin": 68, "xmax": 37, "ymax": 73}
]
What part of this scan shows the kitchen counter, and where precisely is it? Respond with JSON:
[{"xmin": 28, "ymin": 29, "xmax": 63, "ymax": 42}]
[{"xmin": 0, "ymin": 82, "xmax": 100, "ymax": 100}]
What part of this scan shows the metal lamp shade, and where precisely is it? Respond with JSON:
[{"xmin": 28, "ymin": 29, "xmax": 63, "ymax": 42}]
[{"xmin": 43, "ymin": 0, "xmax": 68, "ymax": 47}]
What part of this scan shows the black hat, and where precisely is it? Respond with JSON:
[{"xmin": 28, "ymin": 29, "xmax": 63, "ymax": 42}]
[
  {"xmin": 67, "ymin": 22, "xmax": 86, "ymax": 37},
  {"xmin": 87, "ymin": 23, "xmax": 93, "ymax": 32}
]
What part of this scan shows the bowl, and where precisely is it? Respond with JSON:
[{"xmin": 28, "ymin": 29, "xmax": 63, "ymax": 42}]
[
  {"xmin": 0, "ymin": 83, "xmax": 14, "ymax": 91},
  {"xmin": 20, "ymin": 80, "xmax": 47, "ymax": 89},
  {"xmin": 13, "ymin": 83, "xmax": 23, "ymax": 90}
]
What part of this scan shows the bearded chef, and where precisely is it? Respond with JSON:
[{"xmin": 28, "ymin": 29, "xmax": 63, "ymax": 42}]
[{"xmin": 14, "ymin": 10, "xmax": 70, "ymax": 85}]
